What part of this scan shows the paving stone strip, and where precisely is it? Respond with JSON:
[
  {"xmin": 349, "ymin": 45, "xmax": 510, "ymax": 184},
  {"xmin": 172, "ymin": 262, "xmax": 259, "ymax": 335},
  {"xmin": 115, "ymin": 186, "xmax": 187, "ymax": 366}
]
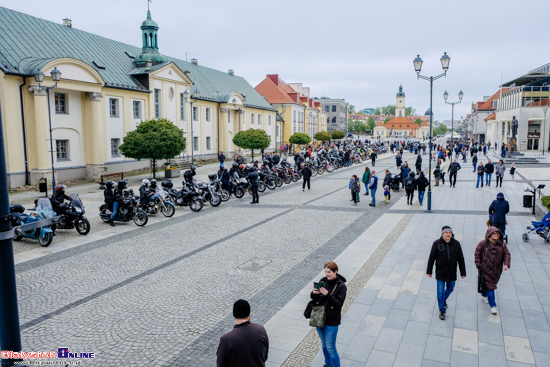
[{"xmin": 281, "ymin": 214, "xmax": 413, "ymax": 367}]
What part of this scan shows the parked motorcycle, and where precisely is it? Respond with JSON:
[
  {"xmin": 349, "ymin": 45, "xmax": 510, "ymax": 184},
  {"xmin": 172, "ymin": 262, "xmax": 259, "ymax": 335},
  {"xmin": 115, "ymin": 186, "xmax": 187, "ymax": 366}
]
[
  {"xmin": 163, "ymin": 180, "xmax": 204, "ymax": 212},
  {"xmin": 195, "ymin": 176, "xmax": 222, "ymax": 207},
  {"xmin": 99, "ymin": 189, "xmax": 148, "ymax": 226},
  {"xmin": 210, "ymin": 176, "xmax": 231, "ymax": 202},
  {"xmin": 40, "ymin": 193, "xmax": 90, "ymax": 235},
  {"xmin": 137, "ymin": 186, "xmax": 176, "ymax": 217},
  {"xmin": 10, "ymin": 199, "xmax": 58, "ymax": 247}
]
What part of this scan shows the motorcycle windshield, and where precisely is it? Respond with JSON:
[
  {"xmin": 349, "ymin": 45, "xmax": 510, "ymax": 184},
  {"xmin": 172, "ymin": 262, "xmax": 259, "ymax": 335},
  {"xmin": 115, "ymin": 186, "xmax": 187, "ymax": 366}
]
[{"xmin": 69, "ymin": 193, "xmax": 83, "ymax": 208}]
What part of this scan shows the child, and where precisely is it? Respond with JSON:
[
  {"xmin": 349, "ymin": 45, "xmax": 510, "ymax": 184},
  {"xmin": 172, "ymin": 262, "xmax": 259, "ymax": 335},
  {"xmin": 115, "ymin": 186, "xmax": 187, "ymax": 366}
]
[
  {"xmin": 349, "ymin": 175, "xmax": 360, "ymax": 206},
  {"xmin": 509, "ymin": 162, "xmax": 516, "ymax": 180},
  {"xmin": 384, "ymin": 185, "xmax": 390, "ymax": 203}
]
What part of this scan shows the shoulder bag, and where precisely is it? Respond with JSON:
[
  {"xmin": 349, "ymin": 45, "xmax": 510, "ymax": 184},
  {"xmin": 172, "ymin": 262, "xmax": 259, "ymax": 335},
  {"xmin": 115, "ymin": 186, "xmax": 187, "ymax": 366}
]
[{"xmin": 308, "ymin": 284, "xmax": 338, "ymax": 328}]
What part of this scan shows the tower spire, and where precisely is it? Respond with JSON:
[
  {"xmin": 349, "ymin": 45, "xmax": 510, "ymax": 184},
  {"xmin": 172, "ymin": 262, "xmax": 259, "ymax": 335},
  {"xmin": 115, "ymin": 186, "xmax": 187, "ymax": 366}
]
[{"xmin": 134, "ymin": 4, "xmax": 167, "ymax": 67}]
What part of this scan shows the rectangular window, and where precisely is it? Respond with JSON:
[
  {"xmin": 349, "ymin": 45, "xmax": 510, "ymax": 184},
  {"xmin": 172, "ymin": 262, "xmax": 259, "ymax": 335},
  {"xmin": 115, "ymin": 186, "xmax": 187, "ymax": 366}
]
[
  {"xmin": 332, "ymin": 105, "xmax": 336, "ymax": 112},
  {"xmin": 325, "ymin": 105, "xmax": 329, "ymax": 112},
  {"xmin": 133, "ymin": 101, "xmax": 141, "ymax": 119},
  {"xmin": 293, "ymin": 111, "xmax": 296, "ymax": 122},
  {"xmin": 54, "ymin": 93, "xmax": 67, "ymax": 114},
  {"xmin": 251, "ymin": 114, "xmax": 255, "ymax": 125},
  {"xmin": 180, "ymin": 93, "xmax": 186, "ymax": 120},
  {"xmin": 109, "ymin": 98, "xmax": 119, "ymax": 118},
  {"xmin": 193, "ymin": 136, "xmax": 199, "ymax": 151},
  {"xmin": 154, "ymin": 89, "xmax": 161, "ymax": 118},
  {"xmin": 111, "ymin": 138, "xmax": 120, "ymax": 157},
  {"xmin": 206, "ymin": 137, "xmax": 211, "ymax": 150},
  {"xmin": 193, "ymin": 106, "xmax": 198, "ymax": 121},
  {"xmin": 56, "ymin": 140, "xmax": 69, "ymax": 160},
  {"xmin": 258, "ymin": 115, "xmax": 262, "ymax": 125},
  {"xmin": 268, "ymin": 115, "xmax": 272, "ymax": 126},
  {"xmin": 205, "ymin": 108, "xmax": 211, "ymax": 122}
]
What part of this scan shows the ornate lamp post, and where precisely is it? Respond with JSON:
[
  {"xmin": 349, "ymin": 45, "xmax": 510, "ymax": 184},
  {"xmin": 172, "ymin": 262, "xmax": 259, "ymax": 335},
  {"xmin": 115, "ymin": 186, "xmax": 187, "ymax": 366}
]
[
  {"xmin": 413, "ymin": 52, "xmax": 451, "ymax": 212},
  {"xmin": 183, "ymin": 88, "xmax": 200, "ymax": 164},
  {"xmin": 33, "ymin": 67, "xmax": 62, "ymax": 188},
  {"xmin": 443, "ymin": 89, "xmax": 464, "ymax": 150}
]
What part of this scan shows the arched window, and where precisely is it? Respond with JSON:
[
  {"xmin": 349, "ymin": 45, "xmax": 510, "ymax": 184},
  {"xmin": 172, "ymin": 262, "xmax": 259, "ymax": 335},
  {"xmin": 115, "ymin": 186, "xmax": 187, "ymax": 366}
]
[
  {"xmin": 149, "ymin": 33, "xmax": 153, "ymax": 47},
  {"xmin": 154, "ymin": 34, "xmax": 158, "ymax": 48}
]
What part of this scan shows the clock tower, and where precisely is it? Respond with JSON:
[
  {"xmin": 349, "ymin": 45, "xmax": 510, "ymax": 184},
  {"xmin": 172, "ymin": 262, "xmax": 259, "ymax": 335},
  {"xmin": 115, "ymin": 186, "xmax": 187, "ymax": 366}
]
[{"xmin": 396, "ymin": 85, "xmax": 406, "ymax": 117}]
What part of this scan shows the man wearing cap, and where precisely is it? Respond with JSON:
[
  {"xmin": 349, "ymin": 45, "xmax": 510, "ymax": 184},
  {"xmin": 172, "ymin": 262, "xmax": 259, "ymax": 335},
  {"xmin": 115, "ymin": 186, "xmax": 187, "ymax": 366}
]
[
  {"xmin": 426, "ymin": 226, "xmax": 466, "ymax": 320},
  {"xmin": 217, "ymin": 299, "xmax": 269, "ymax": 367}
]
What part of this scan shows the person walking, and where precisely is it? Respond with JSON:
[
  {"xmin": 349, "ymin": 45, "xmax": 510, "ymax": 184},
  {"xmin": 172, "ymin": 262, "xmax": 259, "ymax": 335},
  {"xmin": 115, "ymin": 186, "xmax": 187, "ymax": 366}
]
[
  {"xmin": 302, "ymin": 163, "xmax": 312, "ymax": 191},
  {"xmin": 400, "ymin": 162, "xmax": 411, "ymax": 189},
  {"xmin": 370, "ymin": 150, "xmax": 377, "ymax": 166},
  {"xmin": 476, "ymin": 162, "xmax": 485, "ymax": 188},
  {"xmin": 433, "ymin": 160, "xmax": 441, "ymax": 187},
  {"xmin": 349, "ymin": 175, "xmax": 360, "ymax": 206},
  {"xmin": 495, "ymin": 159, "xmax": 506, "ymax": 187},
  {"xmin": 472, "ymin": 153, "xmax": 478, "ymax": 172},
  {"xmin": 247, "ymin": 167, "xmax": 260, "ymax": 204},
  {"xmin": 362, "ymin": 167, "xmax": 371, "ymax": 196},
  {"xmin": 368, "ymin": 171, "xmax": 378, "ymax": 207},
  {"xmin": 415, "ymin": 154, "xmax": 422, "ymax": 174},
  {"xmin": 216, "ymin": 299, "xmax": 269, "ymax": 367},
  {"xmin": 489, "ymin": 192, "xmax": 509, "ymax": 237},
  {"xmin": 484, "ymin": 159, "xmax": 494, "ymax": 186},
  {"xmin": 440, "ymin": 157, "xmax": 449, "ymax": 185},
  {"xmin": 426, "ymin": 226, "xmax": 466, "ymax": 320},
  {"xmin": 416, "ymin": 171, "xmax": 429, "ymax": 205},
  {"xmin": 395, "ymin": 153, "xmax": 402, "ymax": 168},
  {"xmin": 218, "ymin": 151, "xmax": 226, "ymax": 168},
  {"xmin": 509, "ymin": 162, "xmax": 516, "ymax": 180},
  {"xmin": 309, "ymin": 262, "xmax": 347, "ymax": 367},
  {"xmin": 474, "ymin": 227, "xmax": 511, "ymax": 315},
  {"xmin": 448, "ymin": 159, "xmax": 461, "ymax": 188},
  {"xmin": 405, "ymin": 171, "xmax": 417, "ymax": 205}
]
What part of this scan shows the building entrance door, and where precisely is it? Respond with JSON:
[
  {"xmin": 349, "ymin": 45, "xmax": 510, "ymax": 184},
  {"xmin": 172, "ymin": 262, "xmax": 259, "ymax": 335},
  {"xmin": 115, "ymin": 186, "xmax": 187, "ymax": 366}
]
[{"xmin": 527, "ymin": 138, "xmax": 539, "ymax": 151}]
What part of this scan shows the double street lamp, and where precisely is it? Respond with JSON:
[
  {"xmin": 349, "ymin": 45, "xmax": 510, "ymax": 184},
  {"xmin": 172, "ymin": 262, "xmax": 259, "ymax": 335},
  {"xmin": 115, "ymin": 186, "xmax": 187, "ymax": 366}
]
[
  {"xmin": 413, "ymin": 52, "xmax": 451, "ymax": 212},
  {"xmin": 183, "ymin": 88, "xmax": 200, "ymax": 164},
  {"xmin": 33, "ymin": 67, "xmax": 62, "ymax": 188},
  {"xmin": 443, "ymin": 90, "xmax": 464, "ymax": 147}
]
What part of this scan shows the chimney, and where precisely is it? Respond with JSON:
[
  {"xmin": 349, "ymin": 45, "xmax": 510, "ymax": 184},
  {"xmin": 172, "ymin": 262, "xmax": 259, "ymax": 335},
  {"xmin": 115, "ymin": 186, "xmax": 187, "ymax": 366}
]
[
  {"xmin": 145, "ymin": 60, "xmax": 152, "ymax": 70},
  {"xmin": 267, "ymin": 74, "xmax": 279, "ymax": 86},
  {"xmin": 191, "ymin": 58, "xmax": 198, "ymax": 65},
  {"xmin": 228, "ymin": 69, "xmax": 234, "ymax": 76},
  {"xmin": 63, "ymin": 18, "xmax": 72, "ymax": 27}
]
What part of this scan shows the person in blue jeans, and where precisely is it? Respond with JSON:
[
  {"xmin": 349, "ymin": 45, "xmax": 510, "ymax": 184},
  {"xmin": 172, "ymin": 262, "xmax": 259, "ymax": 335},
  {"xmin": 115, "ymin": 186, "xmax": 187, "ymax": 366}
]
[
  {"xmin": 368, "ymin": 170, "xmax": 378, "ymax": 207},
  {"xmin": 476, "ymin": 162, "xmax": 485, "ymax": 188},
  {"xmin": 484, "ymin": 160, "xmax": 494, "ymax": 186},
  {"xmin": 311, "ymin": 262, "xmax": 347, "ymax": 367},
  {"xmin": 475, "ymin": 227, "xmax": 510, "ymax": 315},
  {"xmin": 426, "ymin": 226, "xmax": 466, "ymax": 320}
]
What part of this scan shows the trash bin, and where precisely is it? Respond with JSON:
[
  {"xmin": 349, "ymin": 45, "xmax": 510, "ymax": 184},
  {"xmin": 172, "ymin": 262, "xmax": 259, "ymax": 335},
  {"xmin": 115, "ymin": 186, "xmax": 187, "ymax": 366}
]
[
  {"xmin": 39, "ymin": 182, "xmax": 47, "ymax": 193},
  {"xmin": 523, "ymin": 194, "xmax": 533, "ymax": 208}
]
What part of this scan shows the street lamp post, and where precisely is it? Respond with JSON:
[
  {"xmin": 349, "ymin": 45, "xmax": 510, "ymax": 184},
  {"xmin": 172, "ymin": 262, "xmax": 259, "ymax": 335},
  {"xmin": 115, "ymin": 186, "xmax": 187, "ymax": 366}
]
[
  {"xmin": 543, "ymin": 105, "xmax": 548, "ymax": 155},
  {"xmin": 33, "ymin": 68, "xmax": 62, "ymax": 188},
  {"xmin": 183, "ymin": 89, "xmax": 200, "ymax": 165},
  {"xmin": 232, "ymin": 98, "xmax": 243, "ymax": 156},
  {"xmin": 413, "ymin": 52, "xmax": 451, "ymax": 212},
  {"xmin": 443, "ymin": 89, "xmax": 464, "ymax": 151}
]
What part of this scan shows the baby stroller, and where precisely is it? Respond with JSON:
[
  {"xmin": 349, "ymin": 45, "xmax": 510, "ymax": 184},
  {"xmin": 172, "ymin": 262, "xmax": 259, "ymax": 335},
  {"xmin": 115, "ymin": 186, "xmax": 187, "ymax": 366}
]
[
  {"xmin": 522, "ymin": 212, "xmax": 550, "ymax": 243},
  {"xmin": 391, "ymin": 174, "xmax": 401, "ymax": 192}
]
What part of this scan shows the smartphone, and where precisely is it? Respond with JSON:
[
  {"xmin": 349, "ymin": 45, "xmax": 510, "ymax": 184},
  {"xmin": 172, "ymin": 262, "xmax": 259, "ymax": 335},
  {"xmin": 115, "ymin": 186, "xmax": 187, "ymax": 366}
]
[{"xmin": 314, "ymin": 281, "xmax": 324, "ymax": 291}]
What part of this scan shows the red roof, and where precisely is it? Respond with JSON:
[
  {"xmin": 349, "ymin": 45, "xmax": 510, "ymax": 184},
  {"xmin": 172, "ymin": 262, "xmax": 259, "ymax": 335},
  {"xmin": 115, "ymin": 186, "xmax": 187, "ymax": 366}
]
[
  {"xmin": 485, "ymin": 113, "xmax": 496, "ymax": 121},
  {"xmin": 476, "ymin": 88, "xmax": 511, "ymax": 111},
  {"xmin": 384, "ymin": 117, "xmax": 421, "ymax": 129},
  {"xmin": 255, "ymin": 75, "xmax": 296, "ymax": 104}
]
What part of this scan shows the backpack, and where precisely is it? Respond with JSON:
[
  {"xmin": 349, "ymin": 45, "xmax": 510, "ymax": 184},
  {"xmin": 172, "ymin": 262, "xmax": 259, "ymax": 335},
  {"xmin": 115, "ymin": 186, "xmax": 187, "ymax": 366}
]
[{"xmin": 405, "ymin": 177, "xmax": 414, "ymax": 190}]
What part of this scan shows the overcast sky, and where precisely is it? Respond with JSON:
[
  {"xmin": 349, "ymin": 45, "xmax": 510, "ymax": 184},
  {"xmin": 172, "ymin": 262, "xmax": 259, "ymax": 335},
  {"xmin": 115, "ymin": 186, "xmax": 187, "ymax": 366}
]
[{"xmin": 3, "ymin": 0, "xmax": 549, "ymax": 122}]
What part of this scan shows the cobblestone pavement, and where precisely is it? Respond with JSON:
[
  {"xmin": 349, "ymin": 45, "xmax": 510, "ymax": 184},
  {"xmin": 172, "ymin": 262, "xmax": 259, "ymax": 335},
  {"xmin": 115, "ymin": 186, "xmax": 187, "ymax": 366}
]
[{"xmin": 13, "ymin": 151, "xmax": 404, "ymax": 366}]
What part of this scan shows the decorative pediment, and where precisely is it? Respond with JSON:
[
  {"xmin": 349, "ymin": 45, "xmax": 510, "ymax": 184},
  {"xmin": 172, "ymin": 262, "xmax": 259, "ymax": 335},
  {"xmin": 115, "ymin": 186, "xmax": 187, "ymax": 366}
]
[{"xmin": 151, "ymin": 63, "xmax": 192, "ymax": 85}]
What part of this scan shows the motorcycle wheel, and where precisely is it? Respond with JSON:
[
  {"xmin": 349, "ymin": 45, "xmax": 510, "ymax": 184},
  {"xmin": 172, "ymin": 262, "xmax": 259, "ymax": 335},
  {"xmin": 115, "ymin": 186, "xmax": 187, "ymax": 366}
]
[
  {"xmin": 38, "ymin": 232, "xmax": 53, "ymax": 247},
  {"xmin": 190, "ymin": 198, "xmax": 204, "ymax": 212},
  {"xmin": 133, "ymin": 210, "xmax": 148, "ymax": 226},
  {"xmin": 326, "ymin": 165, "xmax": 335, "ymax": 173},
  {"xmin": 291, "ymin": 174, "xmax": 299, "ymax": 182},
  {"xmin": 75, "ymin": 218, "xmax": 91, "ymax": 235},
  {"xmin": 99, "ymin": 207, "xmax": 111, "ymax": 223},
  {"xmin": 284, "ymin": 176, "xmax": 292, "ymax": 185},
  {"xmin": 235, "ymin": 187, "xmax": 245, "ymax": 198},
  {"xmin": 317, "ymin": 167, "xmax": 325, "ymax": 175},
  {"xmin": 311, "ymin": 169, "xmax": 317, "ymax": 177},
  {"xmin": 221, "ymin": 190, "xmax": 231, "ymax": 202},
  {"xmin": 276, "ymin": 177, "xmax": 283, "ymax": 187},
  {"xmin": 267, "ymin": 179, "xmax": 277, "ymax": 190},
  {"xmin": 161, "ymin": 204, "xmax": 176, "ymax": 217},
  {"xmin": 210, "ymin": 194, "xmax": 222, "ymax": 207},
  {"xmin": 258, "ymin": 181, "xmax": 266, "ymax": 193}
]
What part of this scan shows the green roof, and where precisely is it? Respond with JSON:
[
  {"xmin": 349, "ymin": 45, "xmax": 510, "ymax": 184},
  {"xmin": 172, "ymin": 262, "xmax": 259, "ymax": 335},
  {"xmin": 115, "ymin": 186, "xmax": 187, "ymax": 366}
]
[{"xmin": 0, "ymin": 7, "xmax": 275, "ymax": 111}]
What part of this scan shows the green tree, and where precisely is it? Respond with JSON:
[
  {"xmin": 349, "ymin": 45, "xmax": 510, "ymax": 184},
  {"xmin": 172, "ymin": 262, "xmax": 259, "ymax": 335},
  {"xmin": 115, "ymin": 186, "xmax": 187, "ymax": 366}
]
[
  {"xmin": 384, "ymin": 117, "xmax": 392, "ymax": 123},
  {"xmin": 232, "ymin": 128, "xmax": 271, "ymax": 160},
  {"xmin": 375, "ymin": 107, "xmax": 381, "ymax": 115},
  {"xmin": 405, "ymin": 107, "xmax": 417, "ymax": 116},
  {"xmin": 288, "ymin": 132, "xmax": 311, "ymax": 146},
  {"xmin": 331, "ymin": 130, "xmax": 345, "ymax": 140},
  {"xmin": 119, "ymin": 118, "xmax": 186, "ymax": 179},
  {"xmin": 348, "ymin": 104, "xmax": 356, "ymax": 114},
  {"xmin": 380, "ymin": 105, "xmax": 396, "ymax": 116},
  {"xmin": 414, "ymin": 118, "xmax": 423, "ymax": 125},
  {"xmin": 366, "ymin": 117, "xmax": 376, "ymax": 132},
  {"xmin": 314, "ymin": 131, "xmax": 332, "ymax": 142},
  {"xmin": 433, "ymin": 125, "xmax": 448, "ymax": 136},
  {"xmin": 349, "ymin": 120, "xmax": 367, "ymax": 133}
]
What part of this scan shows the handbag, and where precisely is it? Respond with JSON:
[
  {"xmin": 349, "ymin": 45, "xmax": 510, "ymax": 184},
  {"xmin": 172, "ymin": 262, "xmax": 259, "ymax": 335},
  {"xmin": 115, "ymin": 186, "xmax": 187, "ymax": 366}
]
[
  {"xmin": 477, "ymin": 270, "xmax": 486, "ymax": 293},
  {"xmin": 308, "ymin": 284, "xmax": 338, "ymax": 328}
]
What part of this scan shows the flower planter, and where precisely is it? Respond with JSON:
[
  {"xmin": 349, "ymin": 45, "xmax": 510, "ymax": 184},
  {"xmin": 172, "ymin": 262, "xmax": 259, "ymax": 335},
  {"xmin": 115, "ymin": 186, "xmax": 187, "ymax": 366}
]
[{"xmin": 165, "ymin": 169, "xmax": 180, "ymax": 178}]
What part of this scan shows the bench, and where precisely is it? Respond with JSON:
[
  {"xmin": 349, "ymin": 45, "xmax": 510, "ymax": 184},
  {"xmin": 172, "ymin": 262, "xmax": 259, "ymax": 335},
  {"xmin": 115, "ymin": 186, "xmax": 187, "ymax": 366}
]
[{"xmin": 98, "ymin": 172, "xmax": 125, "ymax": 189}]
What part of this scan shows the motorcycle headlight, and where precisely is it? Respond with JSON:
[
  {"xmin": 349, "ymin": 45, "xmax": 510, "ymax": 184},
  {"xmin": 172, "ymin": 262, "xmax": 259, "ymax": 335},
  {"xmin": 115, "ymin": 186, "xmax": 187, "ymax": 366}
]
[{"xmin": 75, "ymin": 207, "xmax": 82, "ymax": 213}]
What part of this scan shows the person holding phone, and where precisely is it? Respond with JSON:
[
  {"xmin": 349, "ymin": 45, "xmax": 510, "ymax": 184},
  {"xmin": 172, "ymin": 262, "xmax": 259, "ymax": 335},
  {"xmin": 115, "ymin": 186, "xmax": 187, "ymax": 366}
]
[{"xmin": 310, "ymin": 262, "xmax": 347, "ymax": 367}]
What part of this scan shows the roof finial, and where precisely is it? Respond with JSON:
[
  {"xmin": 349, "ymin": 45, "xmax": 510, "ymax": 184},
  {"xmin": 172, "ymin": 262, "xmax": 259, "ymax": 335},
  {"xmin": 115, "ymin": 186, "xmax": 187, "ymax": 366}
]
[{"xmin": 148, "ymin": 0, "xmax": 152, "ymax": 12}]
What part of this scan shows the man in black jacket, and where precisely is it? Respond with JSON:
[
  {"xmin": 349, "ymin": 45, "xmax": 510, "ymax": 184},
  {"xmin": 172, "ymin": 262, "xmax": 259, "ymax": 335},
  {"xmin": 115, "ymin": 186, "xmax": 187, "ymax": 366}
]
[
  {"xmin": 247, "ymin": 167, "xmax": 260, "ymax": 204},
  {"xmin": 489, "ymin": 192, "xmax": 510, "ymax": 237},
  {"xmin": 447, "ymin": 159, "xmax": 461, "ymax": 188},
  {"xmin": 218, "ymin": 151, "xmax": 226, "ymax": 167},
  {"xmin": 485, "ymin": 159, "xmax": 494, "ymax": 186},
  {"xmin": 217, "ymin": 299, "xmax": 269, "ymax": 367},
  {"xmin": 302, "ymin": 163, "xmax": 312, "ymax": 191},
  {"xmin": 426, "ymin": 226, "xmax": 466, "ymax": 320},
  {"xmin": 371, "ymin": 150, "xmax": 377, "ymax": 166}
]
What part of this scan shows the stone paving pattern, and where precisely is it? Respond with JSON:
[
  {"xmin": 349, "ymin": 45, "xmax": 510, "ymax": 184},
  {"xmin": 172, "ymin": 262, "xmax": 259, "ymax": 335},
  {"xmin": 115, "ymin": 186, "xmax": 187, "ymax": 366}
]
[{"xmin": 9, "ymin": 149, "xmax": 550, "ymax": 366}]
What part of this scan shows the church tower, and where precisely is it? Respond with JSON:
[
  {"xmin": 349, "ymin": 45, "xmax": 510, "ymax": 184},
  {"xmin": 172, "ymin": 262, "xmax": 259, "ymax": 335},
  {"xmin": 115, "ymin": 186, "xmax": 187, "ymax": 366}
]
[
  {"xmin": 396, "ymin": 85, "xmax": 406, "ymax": 117},
  {"xmin": 134, "ymin": 8, "xmax": 168, "ymax": 67}
]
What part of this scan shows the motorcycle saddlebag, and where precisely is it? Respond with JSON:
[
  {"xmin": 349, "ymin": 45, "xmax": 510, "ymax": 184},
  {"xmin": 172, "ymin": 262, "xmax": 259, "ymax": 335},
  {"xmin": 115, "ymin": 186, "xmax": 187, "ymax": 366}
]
[
  {"xmin": 9, "ymin": 204, "xmax": 25, "ymax": 214},
  {"xmin": 161, "ymin": 180, "xmax": 173, "ymax": 189},
  {"xmin": 208, "ymin": 174, "xmax": 217, "ymax": 180}
]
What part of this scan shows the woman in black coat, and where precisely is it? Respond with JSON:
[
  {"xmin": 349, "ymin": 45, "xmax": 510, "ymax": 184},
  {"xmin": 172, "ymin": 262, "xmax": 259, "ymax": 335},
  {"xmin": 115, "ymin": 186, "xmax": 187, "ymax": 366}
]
[{"xmin": 416, "ymin": 171, "xmax": 429, "ymax": 205}]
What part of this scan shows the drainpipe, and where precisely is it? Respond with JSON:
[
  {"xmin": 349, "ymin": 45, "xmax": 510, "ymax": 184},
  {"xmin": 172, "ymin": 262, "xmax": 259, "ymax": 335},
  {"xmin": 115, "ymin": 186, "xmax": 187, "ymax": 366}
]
[{"xmin": 19, "ymin": 76, "xmax": 30, "ymax": 185}]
